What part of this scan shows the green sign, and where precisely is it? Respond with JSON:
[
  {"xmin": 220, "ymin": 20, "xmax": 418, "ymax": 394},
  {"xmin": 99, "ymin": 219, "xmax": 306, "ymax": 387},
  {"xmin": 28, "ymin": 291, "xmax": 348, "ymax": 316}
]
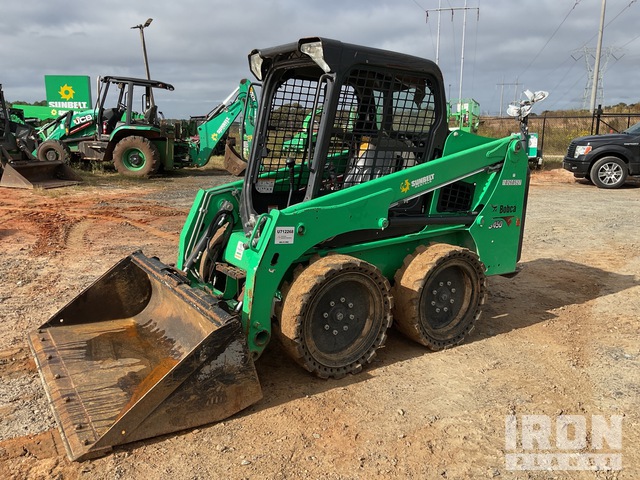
[{"xmin": 45, "ymin": 75, "xmax": 92, "ymax": 112}]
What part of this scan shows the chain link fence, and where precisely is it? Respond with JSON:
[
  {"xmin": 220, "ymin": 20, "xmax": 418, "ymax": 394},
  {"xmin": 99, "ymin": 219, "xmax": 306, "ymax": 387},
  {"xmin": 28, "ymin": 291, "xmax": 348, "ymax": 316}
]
[{"xmin": 478, "ymin": 113, "xmax": 640, "ymax": 159}]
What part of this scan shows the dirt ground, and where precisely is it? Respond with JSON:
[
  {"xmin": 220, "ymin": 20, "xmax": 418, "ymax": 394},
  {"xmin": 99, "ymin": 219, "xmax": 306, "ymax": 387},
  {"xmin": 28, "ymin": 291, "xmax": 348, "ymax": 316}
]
[{"xmin": 0, "ymin": 165, "xmax": 638, "ymax": 480}]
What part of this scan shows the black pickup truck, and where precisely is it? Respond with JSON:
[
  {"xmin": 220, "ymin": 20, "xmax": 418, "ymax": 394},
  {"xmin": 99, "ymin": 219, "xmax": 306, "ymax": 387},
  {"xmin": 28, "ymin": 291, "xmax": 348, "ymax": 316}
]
[{"xmin": 563, "ymin": 122, "xmax": 640, "ymax": 188}]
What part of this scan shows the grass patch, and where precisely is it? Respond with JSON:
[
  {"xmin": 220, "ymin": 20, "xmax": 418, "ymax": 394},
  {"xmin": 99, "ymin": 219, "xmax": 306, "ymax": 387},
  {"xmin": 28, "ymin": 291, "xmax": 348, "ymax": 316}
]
[{"xmin": 541, "ymin": 155, "xmax": 563, "ymax": 170}]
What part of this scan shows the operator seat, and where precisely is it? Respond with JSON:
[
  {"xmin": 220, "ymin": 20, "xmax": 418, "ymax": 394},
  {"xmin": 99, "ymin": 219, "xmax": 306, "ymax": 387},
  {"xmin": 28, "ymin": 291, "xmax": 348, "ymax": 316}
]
[
  {"xmin": 343, "ymin": 134, "xmax": 415, "ymax": 187},
  {"xmin": 143, "ymin": 105, "xmax": 158, "ymax": 125},
  {"xmin": 101, "ymin": 108, "xmax": 121, "ymax": 135}
]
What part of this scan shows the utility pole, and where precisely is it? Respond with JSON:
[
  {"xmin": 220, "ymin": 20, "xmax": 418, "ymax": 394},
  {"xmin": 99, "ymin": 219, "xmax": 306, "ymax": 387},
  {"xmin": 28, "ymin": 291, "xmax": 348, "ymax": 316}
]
[
  {"xmin": 496, "ymin": 77, "xmax": 521, "ymax": 117},
  {"xmin": 425, "ymin": 2, "xmax": 479, "ymax": 104},
  {"xmin": 436, "ymin": 0, "xmax": 442, "ymax": 65},
  {"xmin": 131, "ymin": 18, "xmax": 154, "ymax": 109},
  {"xmin": 589, "ymin": 0, "xmax": 606, "ymax": 112},
  {"xmin": 131, "ymin": 18, "xmax": 153, "ymax": 81}
]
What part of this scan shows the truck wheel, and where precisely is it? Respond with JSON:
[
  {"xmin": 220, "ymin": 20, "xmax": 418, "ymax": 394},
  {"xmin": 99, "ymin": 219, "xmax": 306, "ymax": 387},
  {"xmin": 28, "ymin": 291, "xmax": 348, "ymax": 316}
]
[
  {"xmin": 113, "ymin": 136, "xmax": 160, "ymax": 177},
  {"xmin": 392, "ymin": 244, "xmax": 486, "ymax": 350},
  {"xmin": 590, "ymin": 156, "xmax": 627, "ymax": 189},
  {"xmin": 278, "ymin": 254, "xmax": 393, "ymax": 379},
  {"xmin": 37, "ymin": 140, "xmax": 71, "ymax": 163}
]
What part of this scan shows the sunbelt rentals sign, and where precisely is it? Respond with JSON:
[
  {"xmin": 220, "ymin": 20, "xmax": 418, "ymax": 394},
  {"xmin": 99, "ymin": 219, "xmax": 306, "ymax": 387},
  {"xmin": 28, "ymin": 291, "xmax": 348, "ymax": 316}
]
[{"xmin": 45, "ymin": 75, "xmax": 92, "ymax": 114}]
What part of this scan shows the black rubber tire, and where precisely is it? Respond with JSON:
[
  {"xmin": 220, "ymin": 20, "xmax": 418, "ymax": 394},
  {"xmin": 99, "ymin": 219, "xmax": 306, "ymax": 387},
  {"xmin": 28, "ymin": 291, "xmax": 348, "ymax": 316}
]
[
  {"xmin": 589, "ymin": 156, "xmax": 627, "ymax": 189},
  {"xmin": 112, "ymin": 136, "xmax": 161, "ymax": 178},
  {"xmin": 37, "ymin": 140, "xmax": 71, "ymax": 163},
  {"xmin": 392, "ymin": 243, "xmax": 487, "ymax": 350},
  {"xmin": 278, "ymin": 254, "xmax": 393, "ymax": 379}
]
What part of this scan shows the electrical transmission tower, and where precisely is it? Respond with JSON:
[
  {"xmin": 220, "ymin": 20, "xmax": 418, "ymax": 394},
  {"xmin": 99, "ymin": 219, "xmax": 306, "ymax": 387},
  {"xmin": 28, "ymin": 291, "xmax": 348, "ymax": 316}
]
[{"xmin": 572, "ymin": 46, "xmax": 622, "ymax": 109}]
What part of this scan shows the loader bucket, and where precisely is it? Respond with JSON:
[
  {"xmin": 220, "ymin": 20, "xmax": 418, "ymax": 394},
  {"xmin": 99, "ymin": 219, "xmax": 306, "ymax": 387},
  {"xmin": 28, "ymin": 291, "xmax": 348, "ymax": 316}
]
[
  {"xmin": 28, "ymin": 251, "xmax": 262, "ymax": 461},
  {"xmin": 223, "ymin": 141, "xmax": 247, "ymax": 176},
  {"xmin": 0, "ymin": 160, "xmax": 82, "ymax": 189}
]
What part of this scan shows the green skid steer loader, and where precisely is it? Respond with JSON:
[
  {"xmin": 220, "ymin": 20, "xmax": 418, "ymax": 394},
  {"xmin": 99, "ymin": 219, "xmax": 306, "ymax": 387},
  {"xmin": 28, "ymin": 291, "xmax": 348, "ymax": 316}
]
[{"xmin": 29, "ymin": 38, "xmax": 547, "ymax": 461}]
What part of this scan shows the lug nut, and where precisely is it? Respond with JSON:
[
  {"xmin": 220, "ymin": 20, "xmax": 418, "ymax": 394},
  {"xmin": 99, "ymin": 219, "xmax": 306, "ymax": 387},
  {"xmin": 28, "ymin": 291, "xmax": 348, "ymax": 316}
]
[
  {"xmin": 324, "ymin": 325, "xmax": 330, "ymax": 330},
  {"xmin": 336, "ymin": 313, "xmax": 344, "ymax": 320},
  {"xmin": 323, "ymin": 312, "xmax": 329, "ymax": 318},
  {"xmin": 348, "ymin": 303, "xmax": 353, "ymax": 308},
  {"xmin": 343, "ymin": 325, "xmax": 349, "ymax": 331},
  {"xmin": 349, "ymin": 314, "xmax": 355, "ymax": 320},
  {"xmin": 332, "ymin": 330, "xmax": 338, "ymax": 336},
  {"xmin": 330, "ymin": 301, "xmax": 335, "ymax": 307},
  {"xmin": 340, "ymin": 297, "xmax": 345, "ymax": 303}
]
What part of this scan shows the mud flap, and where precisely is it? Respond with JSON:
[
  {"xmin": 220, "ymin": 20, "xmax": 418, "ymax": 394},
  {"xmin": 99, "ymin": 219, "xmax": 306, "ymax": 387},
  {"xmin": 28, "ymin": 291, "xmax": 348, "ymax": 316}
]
[
  {"xmin": 0, "ymin": 160, "xmax": 82, "ymax": 189},
  {"xmin": 28, "ymin": 252, "xmax": 262, "ymax": 461}
]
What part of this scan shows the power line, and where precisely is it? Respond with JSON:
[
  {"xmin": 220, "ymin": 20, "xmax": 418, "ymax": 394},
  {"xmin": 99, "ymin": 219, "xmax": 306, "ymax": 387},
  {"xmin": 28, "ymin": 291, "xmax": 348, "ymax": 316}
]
[
  {"xmin": 425, "ymin": 2, "xmax": 479, "ymax": 101},
  {"xmin": 518, "ymin": 0, "xmax": 583, "ymax": 78},
  {"xmin": 574, "ymin": 0, "xmax": 637, "ymax": 51},
  {"xmin": 495, "ymin": 78, "xmax": 521, "ymax": 117}
]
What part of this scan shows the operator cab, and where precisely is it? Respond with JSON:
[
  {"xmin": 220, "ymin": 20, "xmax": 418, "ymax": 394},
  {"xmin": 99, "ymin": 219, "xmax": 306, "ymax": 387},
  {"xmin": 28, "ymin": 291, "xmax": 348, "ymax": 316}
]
[
  {"xmin": 241, "ymin": 38, "xmax": 449, "ymax": 232},
  {"xmin": 95, "ymin": 76, "xmax": 173, "ymax": 139}
]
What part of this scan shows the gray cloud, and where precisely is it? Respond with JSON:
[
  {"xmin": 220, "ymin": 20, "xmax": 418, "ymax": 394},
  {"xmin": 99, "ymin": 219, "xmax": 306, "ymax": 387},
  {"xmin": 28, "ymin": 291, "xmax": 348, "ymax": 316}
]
[{"xmin": 1, "ymin": 0, "xmax": 637, "ymax": 117}]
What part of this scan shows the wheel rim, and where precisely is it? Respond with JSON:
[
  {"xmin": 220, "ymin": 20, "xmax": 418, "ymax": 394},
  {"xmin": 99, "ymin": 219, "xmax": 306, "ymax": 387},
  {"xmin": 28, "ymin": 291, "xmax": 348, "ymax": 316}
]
[
  {"xmin": 122, "ymin": 148, "xmax": 146, "ymax": 170},
  {"xmin": 420, "ymin": 261, "xmax": 475, "ymax": 333},
  {"xmin": 305, "ymin": 272, "xmax": 381, "ymax": 367},
  {"xmin": 45, "ymin": 149, "xmax": 58, "ymax": 161},
  {"xmin": 597, "ymin": 162, "xmax": 623, "ymax": 185}
]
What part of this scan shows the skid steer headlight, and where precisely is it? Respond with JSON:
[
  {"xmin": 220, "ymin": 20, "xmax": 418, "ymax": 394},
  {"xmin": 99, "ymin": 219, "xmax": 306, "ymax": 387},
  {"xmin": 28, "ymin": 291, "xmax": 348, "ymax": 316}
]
[
  {"xmin": 300, "ymin": 41, "xmax": 331, "ymax": 73},
  {"xmin": 574, "ymin": 145, "xmax": 592, "ymax": 158},
  {"xmin": 249, "ymin": 53, "xmax": 264, "ymax": 81}
]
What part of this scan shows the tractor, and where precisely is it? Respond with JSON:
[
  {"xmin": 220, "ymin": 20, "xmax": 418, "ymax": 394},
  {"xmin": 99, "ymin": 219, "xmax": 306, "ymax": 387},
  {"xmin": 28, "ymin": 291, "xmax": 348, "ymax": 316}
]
[{"xmin": 36, "ymin": 76, "xmax": 258, "ymax": 177}]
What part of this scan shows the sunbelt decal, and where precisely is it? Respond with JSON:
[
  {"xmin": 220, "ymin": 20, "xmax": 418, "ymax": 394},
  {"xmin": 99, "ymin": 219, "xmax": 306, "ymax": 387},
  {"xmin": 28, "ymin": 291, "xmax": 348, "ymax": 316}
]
[
  {"xmin": 400, "ymin": 173, "xmax": 435, "ymax": 193},
  {"xmin": 48, "ymin": 84, "xmax": 89, "ymax": 109},
  {"xmin": 45, "ymin": 75, "xmax": 92, "ymax": 111}
]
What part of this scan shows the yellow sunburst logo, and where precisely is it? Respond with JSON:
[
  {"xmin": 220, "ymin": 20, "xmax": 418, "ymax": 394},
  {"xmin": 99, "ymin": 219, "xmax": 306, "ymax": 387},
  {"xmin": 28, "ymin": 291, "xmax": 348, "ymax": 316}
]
[
  {"xmin": 211, "ymin": 133, "xmax": 218, "ymax": 141},
  {"xmin": 58, "ymin": 84, "xmax": 75, "ymax": 101},
  {"xmin": 400, "ymin": 179, "xmax": 410, "ymax": 193}
]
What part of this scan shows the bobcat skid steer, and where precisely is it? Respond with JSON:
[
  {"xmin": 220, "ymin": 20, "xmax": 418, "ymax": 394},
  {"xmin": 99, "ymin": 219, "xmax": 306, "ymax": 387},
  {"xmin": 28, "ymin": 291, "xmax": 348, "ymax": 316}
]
[{"xmin": 29, "ymin": 38, "xmax": 546, "ymax": 460}]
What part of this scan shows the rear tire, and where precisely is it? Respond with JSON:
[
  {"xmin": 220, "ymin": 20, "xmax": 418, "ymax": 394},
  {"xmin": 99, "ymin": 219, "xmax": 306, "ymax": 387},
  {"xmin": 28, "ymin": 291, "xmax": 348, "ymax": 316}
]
[
  {"xmin": 278, "ymin": 255, "xmax": 393, "ymax": 379},
  {"xmin": 113, "ymin": 136, "xmax": 160, "ymax": 178},
  {"xmin": 392, "ymin": 244, "xmax": 486, "ymax": 350},
  {"xmin": 590, "ymin": 156, "xmax": 627, "ymax": 189},
  {"xmin": 37, "ymin": 140, "xmax": 71, "ymax": 163}
]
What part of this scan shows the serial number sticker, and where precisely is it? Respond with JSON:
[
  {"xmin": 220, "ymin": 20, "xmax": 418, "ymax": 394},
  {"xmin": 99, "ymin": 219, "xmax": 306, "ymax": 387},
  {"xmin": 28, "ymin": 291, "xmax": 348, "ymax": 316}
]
[
  {"xmin": 234, "ymin": 240, "xmax": 244, "ymax": 260},
  {"xmin": 255, "ymin": 179, "xmax": 275, "ymax": 194},
  {"xmin": 275, "ymin": 226, "xmax": 295, "ymax": 244},
  {"xmin": 502, "ymin": 179, "xmax": 522, "ymax": 186}
]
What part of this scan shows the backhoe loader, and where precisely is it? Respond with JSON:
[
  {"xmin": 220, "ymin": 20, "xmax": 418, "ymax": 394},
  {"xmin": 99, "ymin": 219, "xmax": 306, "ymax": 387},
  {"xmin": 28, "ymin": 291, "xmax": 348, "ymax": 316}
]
[
  {"xmin": 29, "ymin": 38, "xmax": 547, "ymax": 461},
  {"xmin": 0, "ymin": 83, "xmax": 80, "ymax": 189},
  {"xmin": 36, "ymin": 77, "xmax": 258, "ymax": 177}
]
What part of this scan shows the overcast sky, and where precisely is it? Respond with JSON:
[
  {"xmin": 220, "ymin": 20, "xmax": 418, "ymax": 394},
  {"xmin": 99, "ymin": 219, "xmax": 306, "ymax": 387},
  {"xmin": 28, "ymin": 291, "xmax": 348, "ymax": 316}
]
[{"xmin": 1, "ymin": 0, "xmax": 638, "ymax": 118}]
